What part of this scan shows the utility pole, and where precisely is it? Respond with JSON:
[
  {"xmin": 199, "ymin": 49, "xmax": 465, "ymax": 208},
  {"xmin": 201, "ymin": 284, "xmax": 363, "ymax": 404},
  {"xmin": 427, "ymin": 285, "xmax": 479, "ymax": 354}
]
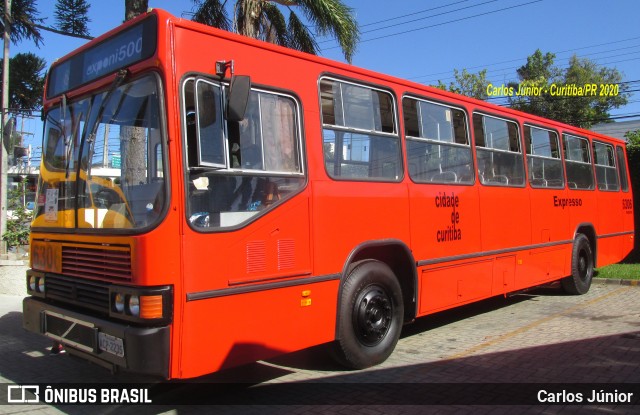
[{"xmin": 0, "ymin": 0, "xmax": 11, "ymax": 252}]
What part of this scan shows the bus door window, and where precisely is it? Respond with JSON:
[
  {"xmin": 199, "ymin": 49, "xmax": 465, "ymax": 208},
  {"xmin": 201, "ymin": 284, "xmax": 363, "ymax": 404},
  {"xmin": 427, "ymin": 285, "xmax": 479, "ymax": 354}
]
[{"xmin": 183, "ymin": 77, "xmax": 305, "ymax": 229}]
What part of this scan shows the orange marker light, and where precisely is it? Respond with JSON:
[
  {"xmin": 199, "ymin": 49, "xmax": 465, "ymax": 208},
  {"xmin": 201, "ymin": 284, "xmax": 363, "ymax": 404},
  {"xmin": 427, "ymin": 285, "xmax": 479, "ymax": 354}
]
[{"xmin": 140, "ymin": 295, "xmax": 164, "ymax": 319}]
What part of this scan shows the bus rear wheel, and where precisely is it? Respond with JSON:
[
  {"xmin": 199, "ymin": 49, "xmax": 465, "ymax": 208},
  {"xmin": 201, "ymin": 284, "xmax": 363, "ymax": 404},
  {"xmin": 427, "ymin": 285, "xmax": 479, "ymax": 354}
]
[
  {"xmin": 562, "ymin": 233, "xmax": 594, "ymax": 295},
  {"xmin": 333, "ymin": 260, "xmax": 404, "ymax": 369}
]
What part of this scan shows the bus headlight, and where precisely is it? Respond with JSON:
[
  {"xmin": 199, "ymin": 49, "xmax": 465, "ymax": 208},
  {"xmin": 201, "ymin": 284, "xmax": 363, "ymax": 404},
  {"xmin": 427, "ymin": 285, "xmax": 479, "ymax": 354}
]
[
  {"xmin": 26, "ymin": 271, "xmax": 46, "ymax": 297},
  {"xmin": 128, "ymin": 295, "xmax": 140, "ymax": 317},
  {"xmin": 114, "ymin": 293, "xmax": 126, "ymax": 313},
  {"xmin": 109, "ymin": 285, "xmax": 172, "ymax": 324}
]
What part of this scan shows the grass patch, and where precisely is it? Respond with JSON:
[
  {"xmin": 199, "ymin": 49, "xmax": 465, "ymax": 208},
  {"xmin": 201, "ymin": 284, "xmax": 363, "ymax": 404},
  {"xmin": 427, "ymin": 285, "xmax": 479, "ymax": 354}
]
[{"xmin": 595, "ymin": 263, "xmax": 640, "ymax": 280}]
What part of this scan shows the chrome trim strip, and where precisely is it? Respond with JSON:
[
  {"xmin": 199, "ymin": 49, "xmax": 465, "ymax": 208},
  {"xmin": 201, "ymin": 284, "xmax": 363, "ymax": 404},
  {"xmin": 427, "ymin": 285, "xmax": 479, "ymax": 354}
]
[
  {"xmin": 187, "ymin": 273, "xmax": 340, "ymax": 301},
  {"xmin": 598, "ymin": 231, "xmax": 634, "ymax": 239},
  {"xmin": 417, "ymin": 239, "xmax": 573, "ymax": 267}
]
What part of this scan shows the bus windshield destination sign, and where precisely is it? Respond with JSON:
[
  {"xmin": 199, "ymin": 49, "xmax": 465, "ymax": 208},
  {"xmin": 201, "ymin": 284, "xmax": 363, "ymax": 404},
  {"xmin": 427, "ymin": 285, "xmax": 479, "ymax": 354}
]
[{"xmin": 47, "ymin": 15, "xmax": 157, "ymax": 98}]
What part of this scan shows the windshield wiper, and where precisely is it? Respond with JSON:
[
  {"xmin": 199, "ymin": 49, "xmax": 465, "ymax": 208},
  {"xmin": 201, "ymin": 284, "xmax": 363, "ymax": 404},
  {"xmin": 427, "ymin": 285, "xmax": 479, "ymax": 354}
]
[{"xmin": 84, "ymin": 69, "xmax": 129, "ymax": 180}]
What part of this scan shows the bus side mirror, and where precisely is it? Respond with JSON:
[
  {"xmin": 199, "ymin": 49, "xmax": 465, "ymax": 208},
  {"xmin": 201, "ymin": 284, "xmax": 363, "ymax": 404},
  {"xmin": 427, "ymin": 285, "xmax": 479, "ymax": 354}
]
[{"xmin": 227, "ymin": 75, "xmax": 251, "ymax": 122}]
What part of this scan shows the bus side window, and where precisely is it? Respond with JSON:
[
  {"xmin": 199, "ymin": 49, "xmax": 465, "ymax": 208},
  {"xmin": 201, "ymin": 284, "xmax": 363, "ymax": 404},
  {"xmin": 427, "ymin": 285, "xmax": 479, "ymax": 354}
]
[
  {"xmin": 593, "ymin": 141, "xmax": 619, "ymax": 191},
  {"xmin": 616, "ymin": 146, "xmax": 629, "ymax": 192},
  {"xmin": 320, "ymin": 77, "xmax": 401, "ymax": 181},
  {"xmin": 473, "ymin": 113, "xmax": 524, "ymax": 187},
  {"xmin": 563, "ymin": 134, "xmax": 594, "ymax": 190},
  {"xmin": 403, "ymin": 97, "xmax": 473, "ymax": 184},
  {"xmin": 524, "ymin": 125, "xmax": 564, "ymax": 189}
]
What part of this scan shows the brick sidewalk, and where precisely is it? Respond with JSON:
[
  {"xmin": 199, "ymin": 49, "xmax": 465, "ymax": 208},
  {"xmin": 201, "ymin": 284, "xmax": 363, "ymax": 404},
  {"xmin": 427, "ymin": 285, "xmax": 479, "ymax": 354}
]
[{"xmin": 1, "ymin": 283, "xmax": 639, "ymax": 414}]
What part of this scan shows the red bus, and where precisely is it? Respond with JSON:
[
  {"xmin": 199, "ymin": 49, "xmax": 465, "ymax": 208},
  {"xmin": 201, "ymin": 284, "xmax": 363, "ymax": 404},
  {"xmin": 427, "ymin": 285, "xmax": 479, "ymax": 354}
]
[{"xmin": 23, "ymin": 9, "xmax": 634, "ymax": 379}]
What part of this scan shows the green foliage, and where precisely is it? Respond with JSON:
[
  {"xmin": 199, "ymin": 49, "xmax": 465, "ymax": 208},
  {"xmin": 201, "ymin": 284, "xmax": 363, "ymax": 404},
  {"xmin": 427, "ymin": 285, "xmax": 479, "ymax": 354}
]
[
  {"xmin": 125, "ymin": 0, "xmax": 149, "ymax": 21},
  {"xmin": 625, "ymin": 129, "xmax": 640, "ymax": 146},
  {"xmin": 0, "ymin": 0, "xmax": 45, "ymax": 46},
  {"xmin": 0, "ymin": 53, "xmax": 46, "ymax": 112},
  {"xmin": 191, "ymin": 0, "xmax": 230, "ymax": 30},
  {"xmin": 435, "ymin": 69, "xmax": 489, "ymax": 100},
  {"xmin": 2, "ymin": 179, "xmax": 32, "ymax": 248},
  {"xmin": 55, "ymin": 0, "xmax": 91, "ymax": 37},
  {"xmin": 595, "ymin": 263, "xmax": 640, "ymax": 280},
  {"xmin": 190, "ymin": 0, "xmax": 359, "ymax": 63},
  {"xmin": 508, "ymin": 49, "xmax": 629, "ymax": 128}
]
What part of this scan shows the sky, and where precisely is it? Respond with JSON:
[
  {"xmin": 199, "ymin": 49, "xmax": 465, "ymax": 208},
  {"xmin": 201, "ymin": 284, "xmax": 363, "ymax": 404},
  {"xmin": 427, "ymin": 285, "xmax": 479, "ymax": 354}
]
[{"xmin": 11, "ymin": 0, "xmax": 640, "ymax": 156}]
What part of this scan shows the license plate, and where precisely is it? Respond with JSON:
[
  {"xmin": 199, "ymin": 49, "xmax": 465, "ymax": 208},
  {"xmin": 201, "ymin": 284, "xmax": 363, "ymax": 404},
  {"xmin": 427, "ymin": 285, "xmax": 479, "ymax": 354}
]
[{"xmin": 98, "ymin": 332, "xmax": 124, "ymax": 357}]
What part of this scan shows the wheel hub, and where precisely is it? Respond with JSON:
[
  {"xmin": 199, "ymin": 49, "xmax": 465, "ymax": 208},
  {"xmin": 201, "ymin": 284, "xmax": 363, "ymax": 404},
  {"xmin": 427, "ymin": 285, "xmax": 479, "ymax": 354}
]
[{"xmin": 354, "ymin": 285, "xmax": 392, "ymax": 346}]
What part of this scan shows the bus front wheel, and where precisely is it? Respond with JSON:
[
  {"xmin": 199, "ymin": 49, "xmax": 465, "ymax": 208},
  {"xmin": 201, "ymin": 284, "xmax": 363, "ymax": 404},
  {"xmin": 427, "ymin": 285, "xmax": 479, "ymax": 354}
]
[
  {"xmin": 333, "ymin": 260, "xmax": 404, "ymax": 369},
  {"xmin": 562, "ymin": 234, "xmax": 594, "ymax": 295}
]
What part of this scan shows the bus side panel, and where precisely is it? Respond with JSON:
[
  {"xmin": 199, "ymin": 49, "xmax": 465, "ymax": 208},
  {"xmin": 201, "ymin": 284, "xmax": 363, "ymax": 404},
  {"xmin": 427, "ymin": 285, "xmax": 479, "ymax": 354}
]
[
  {"xmin": 311, "ymin": 180, "xmax": 411, "ymax": 276},
  {"xmin": 477, "ymin": 186, "xmax": 531, "ymax": 251},
  {"xmin": 596, "ymin": 189, "xmax": 624, "ymax": 267},
  {"xmin": 519, "ymin": 245, "xmax": 569, "ymax": 288},
  {"xmin": 567, "ymin": 189, "xmax": 597, "ymax": 241},
  {"xmin": 621, "ymin": 148, "xmax": 635, "ymax": 258},
  {"xmin": 518, "ymin": 186, "xmax": 570, "ymax": 289},
  {"xmin": 409, "ymin": 184, "xmax": 481, "ymax": 265},
  {"xmin": 622, "ymin": 192, "xmax": 635, "ymax": 258},
  {"xmin": 418, "ymin": 260, "xmax": 493, "ymax": 314},
  {"xmin": 179, "ymin": 279, "xmax": 339, "ymax": 377},
  {"xmin": 180, "ymin": 191, "xmax": 314, "ymax": 377}
]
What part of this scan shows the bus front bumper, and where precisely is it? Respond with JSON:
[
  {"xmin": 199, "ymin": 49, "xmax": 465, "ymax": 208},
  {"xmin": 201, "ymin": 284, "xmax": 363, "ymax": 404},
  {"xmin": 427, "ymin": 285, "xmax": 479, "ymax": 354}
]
[{"xmin": 23, "ymin": 297, "xmax": 170, "ymax": 378}]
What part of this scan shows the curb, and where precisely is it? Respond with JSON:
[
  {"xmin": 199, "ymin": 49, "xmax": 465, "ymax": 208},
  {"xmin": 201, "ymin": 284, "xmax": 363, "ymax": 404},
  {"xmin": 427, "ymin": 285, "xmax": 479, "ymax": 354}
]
[
  {"xmin": 593, "ymin": 278, "xmax": 640, "ymax": 287},
  {"xmin": 0, "ymin": 260, "xmax": 27, "ymax": 266}
]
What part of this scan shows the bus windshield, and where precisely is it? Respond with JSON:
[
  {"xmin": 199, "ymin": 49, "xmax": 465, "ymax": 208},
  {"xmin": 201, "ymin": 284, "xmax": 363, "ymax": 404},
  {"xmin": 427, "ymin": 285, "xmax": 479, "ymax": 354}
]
[{"xmin": 34, "ymin": 73, "xmax": 166, "ymax": 231}]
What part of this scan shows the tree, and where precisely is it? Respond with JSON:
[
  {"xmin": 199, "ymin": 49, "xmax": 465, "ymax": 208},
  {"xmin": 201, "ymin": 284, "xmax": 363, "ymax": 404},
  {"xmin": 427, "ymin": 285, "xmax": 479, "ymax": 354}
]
[
  {"xmin": 435, "ymin": 69, "xmax": 490, "ymax": 100},
  {"xmin": 54, "ymin": 0, "xmax": 91, "ymax": 37},
  {"xmin": 122, "ymin": 1, "xmax": 148, "ymax": 187},
  {"xmin": 625, "ymin": 129, "xmax": 640, "ymax": 146},
  {"xmin": 190, "ymin": 0, "xmax": 359, "ymax": 63},
  {"xmin": 508, "ymin": 49, "xmax": 629, "ymax": 128},
  {"xmin": 0, "ymin": 52, "xmax": 45, "ymax": 112},
  {"xmin": 2, "ymin": 177, "xmax": 32, "ymax": 248},
  {"xmin": 0, "ymin": 0, "xmax": 44, "ymax": 47},
  {"xmin": 125, "ymin": 0, "xmax": 148, "ymax": 21}
]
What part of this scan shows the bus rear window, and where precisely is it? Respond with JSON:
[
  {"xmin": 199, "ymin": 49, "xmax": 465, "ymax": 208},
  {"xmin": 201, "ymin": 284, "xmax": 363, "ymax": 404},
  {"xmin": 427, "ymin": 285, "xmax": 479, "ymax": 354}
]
[{"xmin": 616, "ymin": 146, "xmax": 629, "ymax": 192}]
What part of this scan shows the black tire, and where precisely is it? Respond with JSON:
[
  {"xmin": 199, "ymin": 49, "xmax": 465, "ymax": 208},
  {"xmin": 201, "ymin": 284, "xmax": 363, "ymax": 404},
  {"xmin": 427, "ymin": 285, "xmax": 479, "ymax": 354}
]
[
  {"xmin": 333, "ymin": 260, "xmax": 404, "ymax": 369},
  {"xmin": 562, "ymin": 233, "xmax": 594, "ymax": 295}
]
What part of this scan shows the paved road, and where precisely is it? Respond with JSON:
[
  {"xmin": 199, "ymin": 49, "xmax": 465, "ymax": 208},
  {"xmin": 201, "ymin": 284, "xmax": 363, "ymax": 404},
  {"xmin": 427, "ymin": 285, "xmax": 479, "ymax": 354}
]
[{"xmin": 1, "ymin": 282, "xmax": 639, "ymax": 414}]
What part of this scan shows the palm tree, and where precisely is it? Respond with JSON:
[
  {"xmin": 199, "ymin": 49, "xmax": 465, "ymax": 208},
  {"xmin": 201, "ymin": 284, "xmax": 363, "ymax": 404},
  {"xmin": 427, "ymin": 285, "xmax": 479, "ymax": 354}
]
[
  {"xmin": 192, "ymin": 0, "xmax": 359, "ymax": 63},
  {"xmin": 125, "ymin": 0, "xmax": 149, "ymax": 21}
]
